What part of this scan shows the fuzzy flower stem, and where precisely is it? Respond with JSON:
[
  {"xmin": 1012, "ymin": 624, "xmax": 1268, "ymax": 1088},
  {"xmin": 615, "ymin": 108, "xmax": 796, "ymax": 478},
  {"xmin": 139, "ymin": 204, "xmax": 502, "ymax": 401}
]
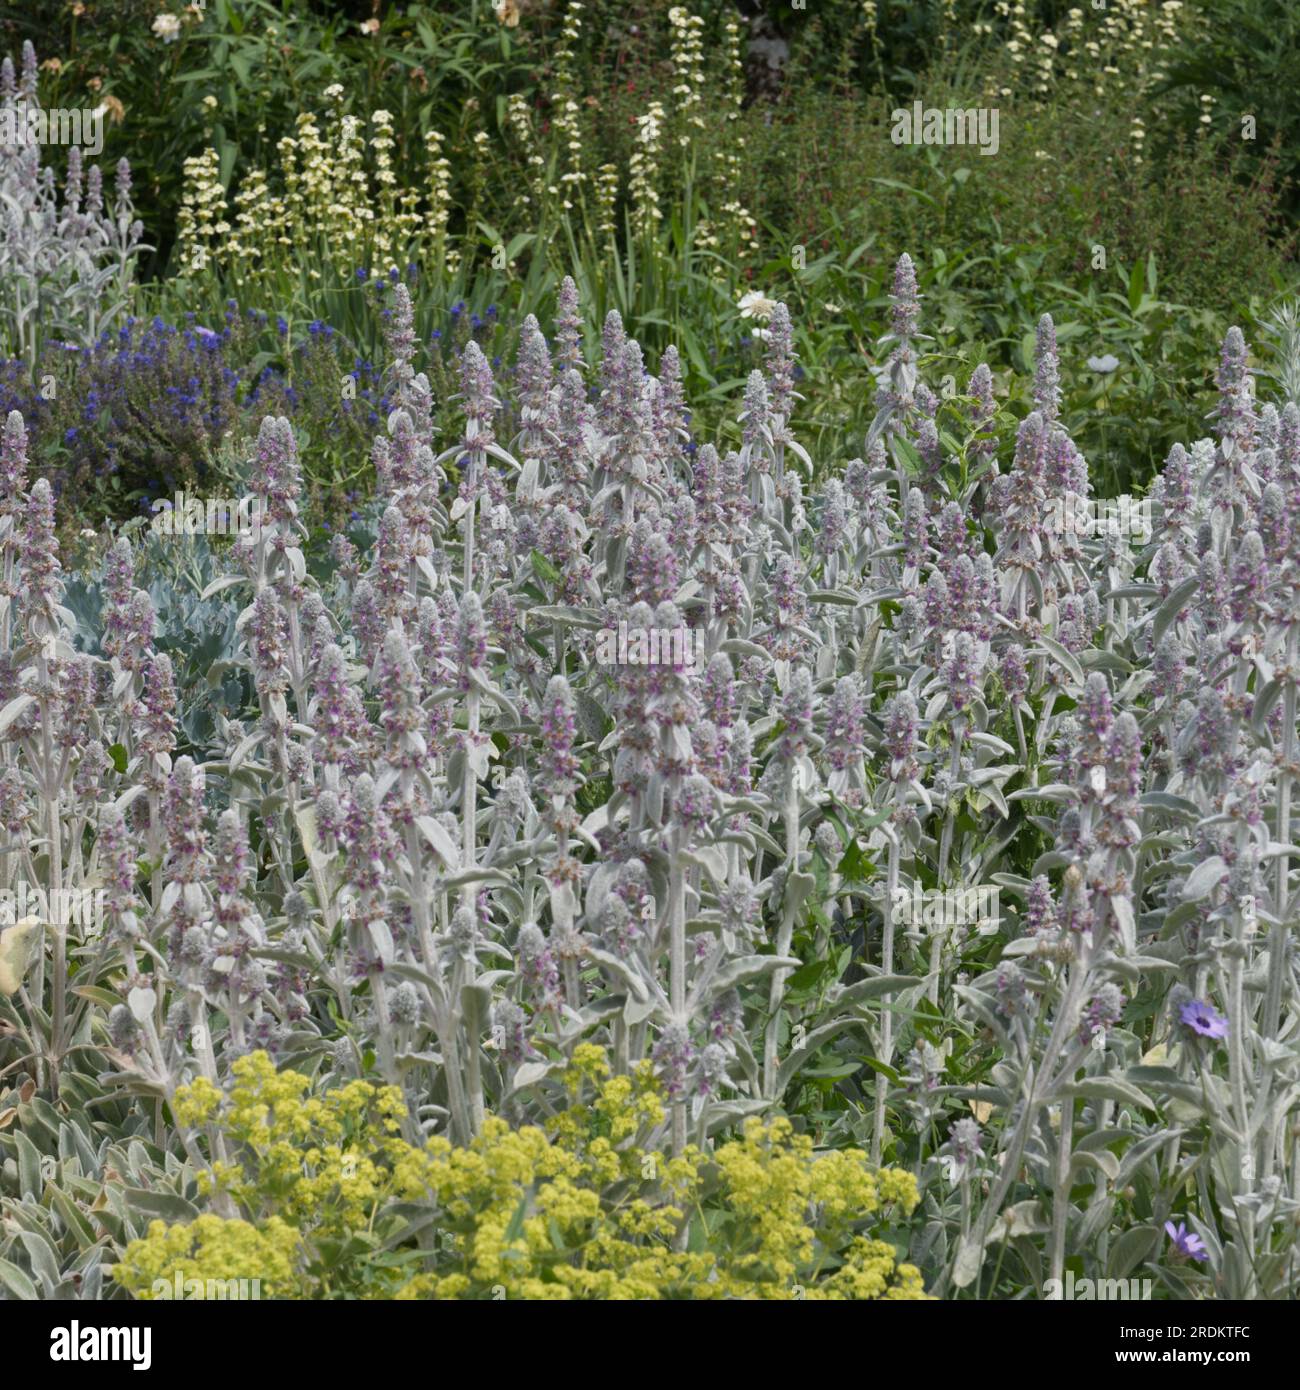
[
  {"xmin": 949, "ymin": 929, "xmax": 1104, "ymax": 1294},
  {"xmin": 1265, "ymin": 626, "xmax": 1297, "ymax": 1057},
  {"xmin": 1049, "ymin": 1094, "xmax": 1074, "ymax": 1289},
  {"xmin": 937, "ymin": 724, "xmax": 964, "ymax": 890},
  {"xmin": 668, "ymin": 850, "xmax": 688, "ymax": 1155},
  {"xmin": 762, "ymin": 726, "xmax": 804, "ymax": 1099},
  {"xmin": 871, "ymin": 832, "xmax": 901, "ymax": 1164}
]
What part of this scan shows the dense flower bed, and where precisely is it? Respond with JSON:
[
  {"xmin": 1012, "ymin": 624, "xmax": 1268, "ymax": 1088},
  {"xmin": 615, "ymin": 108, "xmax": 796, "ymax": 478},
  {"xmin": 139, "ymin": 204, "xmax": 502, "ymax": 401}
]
[{"xmin": 1, "ymin": 256, "xmax": 1298, "ymax": 1300}]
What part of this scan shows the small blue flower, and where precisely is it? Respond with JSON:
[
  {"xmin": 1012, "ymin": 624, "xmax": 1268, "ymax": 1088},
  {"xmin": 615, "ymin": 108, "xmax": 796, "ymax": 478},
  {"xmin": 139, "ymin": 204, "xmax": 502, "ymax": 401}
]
[
  {"xmin": 1180, "ymin": 999, "xmax": 1228, "ymax": 1039},
  {"xmin": 1164, "ymin": 1221, "xmax": 1208, "ymax": 1262}
]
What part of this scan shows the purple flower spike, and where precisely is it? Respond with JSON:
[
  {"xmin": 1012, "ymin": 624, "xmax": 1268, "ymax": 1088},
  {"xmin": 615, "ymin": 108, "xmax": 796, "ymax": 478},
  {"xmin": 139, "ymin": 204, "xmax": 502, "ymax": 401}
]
[
  {"xmin": 1033, "ymin": 313, "xmax": 1061, "ymax": 424},
  {"xmin": 1180, "ymin": 999, "xmax": 1228, "ymax": 1039},
  {"xmin": 890, "ymin": 252, "xmax": 920, "ymax": 341}
]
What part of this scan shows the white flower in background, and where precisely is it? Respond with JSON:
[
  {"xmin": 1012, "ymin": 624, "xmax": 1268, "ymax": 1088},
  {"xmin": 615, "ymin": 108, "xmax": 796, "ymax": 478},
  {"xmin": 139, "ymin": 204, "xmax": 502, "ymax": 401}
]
[
  {"xmin": 1087, "ymin": 354, "xmax": 1120, "ymax": 373},
  {"xmin": 738, "ymin": 290, "xmax": 776, "ymax": 321},
  {"xmin": 152, "ymin": 13, "xmax": 181, "ymax": 42}
]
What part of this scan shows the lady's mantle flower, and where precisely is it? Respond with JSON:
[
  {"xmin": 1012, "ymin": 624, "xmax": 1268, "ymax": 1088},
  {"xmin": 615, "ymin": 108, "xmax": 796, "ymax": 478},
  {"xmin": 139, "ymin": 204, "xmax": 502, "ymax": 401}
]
[
  {"xmin": 1164, "ymin": 1220, "xmax": 1208, "ymax": 1262},
  {"xmin": 1179, "ymin": 999, "xmax": 1228, "ymax": 1039}
]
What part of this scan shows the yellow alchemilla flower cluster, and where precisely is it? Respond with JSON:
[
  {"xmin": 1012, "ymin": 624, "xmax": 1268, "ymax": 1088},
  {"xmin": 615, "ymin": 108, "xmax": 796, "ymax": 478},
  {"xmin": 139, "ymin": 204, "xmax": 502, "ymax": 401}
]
[
  {"xmin": 127, "ymin": 1047, "xmax": 930, "ymax": 1301},
  {"xmin": 113, "ymin": 1213, "xmax": 300, "ymax": 1299}
]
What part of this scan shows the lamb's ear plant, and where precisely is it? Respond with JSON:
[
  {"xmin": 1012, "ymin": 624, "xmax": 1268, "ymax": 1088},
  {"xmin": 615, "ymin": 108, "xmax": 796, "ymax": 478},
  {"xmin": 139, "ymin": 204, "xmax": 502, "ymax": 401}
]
[
  {"xmin": 0, "ymin": 43, "xmax": 149, "ymax": 365},
  {"xmin": 3, "ymin": 246, "xmax": 1300, "ymax": 1300}
]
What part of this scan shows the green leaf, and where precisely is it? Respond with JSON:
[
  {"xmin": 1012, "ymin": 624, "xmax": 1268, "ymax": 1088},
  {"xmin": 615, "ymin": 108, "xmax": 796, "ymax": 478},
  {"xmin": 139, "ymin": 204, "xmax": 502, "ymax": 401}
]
[
  {"xmin": 834, "ymin": 839, "xmax": 876, "ymax": 882},
  {"xmin": 1151, "ymin": 575, "xmax": 1198, "ymax": 646},
  {"xmin": 1068, "ymin": 1076, "xmax": 1157, "ymax": 1113},
  {"xmin": 120, "ymin": 1188, "xmax": 200, "ymax": 1223},
  {"xmin": 503, "ymin": 1192, "xmax": 529, "ymax": 1246},
  {"xmin": 530, "ymin": 549, "xmax": 560, "ymax": 586},
  {"xmin": 15, "ymin": 1130, "xmax": 43, "ymax": 1199},
  {"xmin": 1036, "ymin": 635, "xmax": 1085, "ymax": 687},
  {"xmin": 855, "ymin": 1055, "xmax": 903, "ymax": 1084},
  {"xmin": 0, "ymin": 1258, "xmax": 38, "ymax": 1300},
  {"xmin": 1128, "ymin": 259, "xmax": 1144, "ymax": 315},
  {"xmin": 892, "ymin": 435, "xmax": 924, "ymax": 477},
  {"xmin": 1108, "ymin": 1225, "xmax": 1159, "ymax": 1280}
]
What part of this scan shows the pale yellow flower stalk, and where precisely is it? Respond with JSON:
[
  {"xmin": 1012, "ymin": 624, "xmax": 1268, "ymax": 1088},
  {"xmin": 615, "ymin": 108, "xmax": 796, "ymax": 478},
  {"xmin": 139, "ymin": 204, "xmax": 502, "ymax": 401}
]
[
  {"xmin": 629, "ymin": 101, "xmax": 665, "ymax": 237},
  {"xmin": 506, "ymin": 93, "xmax": 546, "ymax": 216},
  {"xmin": 276, "ymin": 131, "xmax": 303, "ymax": 248},
  {"xmin": 320, "ymin": 85, "xmax": 367, "ymax": 257},
  {"xmin": 293, "ymin": 111, "xmax": 334, "ymax": 252},
  {"xmin": 424, "ymin": 127, "xmax": 456, "ymax": 272},
  {"xmin": 371, "ymin": 109, "xmax": 399, "ymax": 274},
  {"xmin": 554, "ymin": 1, "xmax": 582, "ymax": 92},
  {"xmin": 176, "ymin": 147, "xmax": 228, "ymax": 276},
  {"xmin": 463, "ymin": 125, "xmax": 494, "ymax": 260},
  {"xmin": 555, "ymin": 98, "xmax": 585, "ymax": 210},
  {"xmin": 667, "ymin": 8, "xmax": 706, "ymax": 148},
  {"xmin": 718, "ymin": 14, "xmax": 757, "ymax": 265},
  {"xmin": 987, "ymin": 0, "xmax": 1188, "ymax": 103},
  {"xmin": 229, "ymin": 164, "xmax": 278, "ymax": 273},
  {"xmin": 395, "ymin": 184, "xmax": 423, "ymax": 254},
  {"xmin": 549, "ymin": 3, "xmax": 587, "ymax": 211},
  {"xmin": 330, "ymin": 112, "xmax": 372, "ymax": 255},
  {"xmin": 594, "ymin": 162, "xmax": 619, "ymax": 238},
  {"xmin": 696, "ymin": 216, "xmax": 719, "ymax": 257}
]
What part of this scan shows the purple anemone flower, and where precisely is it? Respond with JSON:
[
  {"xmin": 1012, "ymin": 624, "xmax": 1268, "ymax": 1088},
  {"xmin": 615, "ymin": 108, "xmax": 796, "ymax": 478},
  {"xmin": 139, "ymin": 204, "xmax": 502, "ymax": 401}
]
[
  {"xmin": 1180, "ymin": 999, "xmax": 1228, "ymax": 1039},
  {"xmin": 1164, "ymin": 1221, "xmax": 1208, "ymax": 1262}
]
